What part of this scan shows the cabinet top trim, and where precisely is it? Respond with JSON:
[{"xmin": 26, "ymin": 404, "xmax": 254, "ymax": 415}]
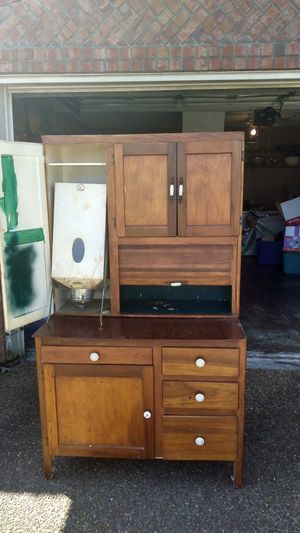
[{"xmin": 42, "ymin": 132, "xmax": 244, "ymax": 145}]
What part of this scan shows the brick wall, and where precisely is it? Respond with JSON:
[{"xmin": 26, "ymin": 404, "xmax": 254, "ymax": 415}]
[{"xmin": 0, "ymin": 0, "xmax": 299, "ymax": 74}]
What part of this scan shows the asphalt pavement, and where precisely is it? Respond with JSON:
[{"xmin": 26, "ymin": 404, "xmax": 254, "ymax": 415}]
[{"xmin": 0, "ymin": 362, "xmax": 298, "ymax": 533}]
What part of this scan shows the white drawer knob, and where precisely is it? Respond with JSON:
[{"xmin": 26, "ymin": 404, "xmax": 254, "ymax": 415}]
[
  {"xmin": 195, "ymin": 357, "xmax": 206, "ymax": 368},
  {"xmin": 89, "ymin": 352, "xmax": 100, "ymax": 362},
  {"xmin": 195, "ymin": 436, "xmax": 205, "ymax": 446},
  {"xmin": 143, "ymin": 411, "xmax": 152, "ymax": 419},
  {"xmin": 195, "ymin": 393, "xmax": 205, "ymax": 403}
]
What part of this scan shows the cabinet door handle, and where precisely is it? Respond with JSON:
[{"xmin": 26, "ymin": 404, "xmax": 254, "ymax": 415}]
[
  {"xmin": 89, "ymin": 352, "xmax": 100, "ymax": 362},
  {"xmin": 195, "ymin": 357, "xmax": 206, "ymax": 368},
  {"xmin": 178, "ymin": 177, "xmax": 184, "ymax": 202},
  {"xmin": 195, "ymin": 436, "xmax": 205, "ymax": 446},
  {"xmin": 143, "ymin": 411, "xmax": 152, "ymax": 419},
  {"xmin": 195, "ymin": 393, "xmax": 205, "ymax": 403},
  {"xmin": 169, "ymin": 179, "xmax": 175, "ymax": 200}
]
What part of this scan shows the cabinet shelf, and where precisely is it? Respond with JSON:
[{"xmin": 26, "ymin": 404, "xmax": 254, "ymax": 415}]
[{"xmin": 47, "ymin": 162, "xmax": 107, "ymax": 167}]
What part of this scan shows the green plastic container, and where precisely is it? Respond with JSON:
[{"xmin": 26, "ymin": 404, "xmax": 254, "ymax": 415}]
[{"xmin": 283, "ymin": 252, "xmax": 300, "ymax": 274}]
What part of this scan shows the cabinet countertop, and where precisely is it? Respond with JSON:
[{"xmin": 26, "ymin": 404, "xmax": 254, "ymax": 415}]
[{"xmin": 34, "ymin": 315, "xmax": 245, "ymax": 342}]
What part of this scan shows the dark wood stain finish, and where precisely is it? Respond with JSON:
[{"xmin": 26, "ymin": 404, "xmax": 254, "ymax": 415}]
[{"xmin": 36, "ymin": 132, "xmax": 246, "ymax": 488}]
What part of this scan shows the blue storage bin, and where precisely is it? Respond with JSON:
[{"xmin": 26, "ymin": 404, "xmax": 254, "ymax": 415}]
[
  {"xmin": 283, "ymin": 252, "xmax": 300, "ymax": 274},
  {"xmin": 257, "ymin": 239, "xmax": 282, "ymax": 266}
]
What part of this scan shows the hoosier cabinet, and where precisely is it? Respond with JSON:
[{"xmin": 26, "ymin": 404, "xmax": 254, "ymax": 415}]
[{"xmin": 0, "ymin": 133, "xmax": 246, "ymax": 487}]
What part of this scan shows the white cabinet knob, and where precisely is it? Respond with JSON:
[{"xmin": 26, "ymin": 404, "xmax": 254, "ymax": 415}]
[
  {"xmin": 195, "ymin": 393, "xmax": 205, "ymax": 403},
  {"xmin": 89, "ymin": 352, "xmax": 100, "ymax": 362},
  {"xmin": 195, "ymin": 436, "xmax": 205, "ymax": 446},
  {"xmin": 143, "ymin": 411, "xmax": 152, "ymax": 419},
  {"xmin": 195, "ymin": 357, "xmax": 206, "ymax": 368}
]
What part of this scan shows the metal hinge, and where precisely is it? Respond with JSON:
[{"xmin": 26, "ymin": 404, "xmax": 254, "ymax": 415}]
[
  {"xmin": 113, "ymin": 217, "xmax": 116, "ymax": 228},
  {"xmin": 241, "ymin": 150, "xmax": 245, "ymax": 161}
]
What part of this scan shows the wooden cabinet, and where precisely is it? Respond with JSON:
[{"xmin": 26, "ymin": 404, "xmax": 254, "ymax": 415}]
[
  {"xmin": 113, "ymin": 137, "xmax": 243, "ymax": 238},
  {"xmin": 35, "ymin": 315, "xmax": 246, "ymax": 487},
  {"xmin": 42, "ymin": 362, "xmax": 154, "ymax": 460},
  {"xmin": 114, "ymin": 142, "xmax": 177, "ymax": 237},
  {"xmin": 108, "ymin": 132, "xmax": 244, "ymax": 317},
  {"xmin": 177, "ymin": 140, "xmax": 242, "ymax": 237},
  {"xmin": 14, "ymin": 131, "xmax": 246, "ymax": 487}
]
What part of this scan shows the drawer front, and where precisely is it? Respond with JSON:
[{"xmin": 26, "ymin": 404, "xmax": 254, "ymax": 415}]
[
  {"xmin": 41, "ymin": 346, "xmax": 152, "ymax": 365},
  {"xmin": 119, "ymin": 243, "xmax": 233, "ymax": 285},
  {"xmin": 163, "ymin": 381, "xmax": 239, "ymax": 412},
  {"xmin": 162, "ymin": 416, "xmax": 237, "ymax": 460},
  {"xmin": 162, "ymin": 347, "xmax": 239, "ymax": 378}
]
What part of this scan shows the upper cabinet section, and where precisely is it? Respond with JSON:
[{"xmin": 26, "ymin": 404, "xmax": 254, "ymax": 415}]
[{"xmin": 112, "ymin": 135, "xmax": 243, "ymax": 238}]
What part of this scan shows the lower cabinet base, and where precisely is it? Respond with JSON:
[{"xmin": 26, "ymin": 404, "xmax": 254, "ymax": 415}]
[
  {"xmin": 42, "ymin": 453, "xmax": 244, "ymax": 489},
  {"xmin": 35, "ymin": 316, "xmax": 246, "ymax": 488}
]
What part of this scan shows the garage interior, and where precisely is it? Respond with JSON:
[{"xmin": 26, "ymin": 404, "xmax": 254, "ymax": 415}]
[{"xmin": 11, "ymin": 88, "xmax": 300, "ymax": 367}]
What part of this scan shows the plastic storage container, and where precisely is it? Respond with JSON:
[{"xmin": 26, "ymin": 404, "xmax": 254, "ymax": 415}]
[
  {"xmin": 257, "ymin": 239, "xmax": 282, "ymax": 266},
  {"xmin": 283, "ymin": 252, "xmax": 300, "ymax": 274}
]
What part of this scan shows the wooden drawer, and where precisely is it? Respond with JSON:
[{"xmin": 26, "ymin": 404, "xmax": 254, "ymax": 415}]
[
  {"xmin": 41, "ymin": 346, "xmax": 152, "ymax": 365},
  {"xmin": 162, "ymin": 416, "xmax": 237, "ymax": 461},
  {"xmin": 163, "ymin": 381, "xmax": 239, "ymax": 413},
  {"xmin": 162, "ymin": 347, "xmax": 239, "ymax": 378}
]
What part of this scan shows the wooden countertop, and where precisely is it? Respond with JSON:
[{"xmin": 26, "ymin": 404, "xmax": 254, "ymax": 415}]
[{"xmin": 34, "ymin": 315, "xmax": 245, "ymax": 342}]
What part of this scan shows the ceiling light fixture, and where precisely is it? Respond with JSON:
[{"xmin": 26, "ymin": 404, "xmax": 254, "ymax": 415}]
[{"xmin": 249, "ymin": 125, "xmax": 258, "ymax": 138}]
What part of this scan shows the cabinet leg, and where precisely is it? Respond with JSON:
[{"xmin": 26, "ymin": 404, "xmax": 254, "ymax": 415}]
[
  {"xmin": 44, "ymin": 453, "xmax": 53, "ymax": 480},
  {"xmin": 233, "ymin": 460, "xmax": 243, "ymax": 488}
]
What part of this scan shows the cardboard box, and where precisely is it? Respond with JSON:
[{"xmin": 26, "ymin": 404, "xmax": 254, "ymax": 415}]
[
  {"xmin": 280, "ymin": 197, "xmax": 300, "ymax": 226},
  {"xmin": 283, "ymin": 226, "xmax": 300, "ymax": 252}
]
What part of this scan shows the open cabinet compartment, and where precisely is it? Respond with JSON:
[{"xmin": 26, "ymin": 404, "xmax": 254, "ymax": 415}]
[{"xmin": 44, "ymin": 141, "xmax": 109, "ymax": 317}]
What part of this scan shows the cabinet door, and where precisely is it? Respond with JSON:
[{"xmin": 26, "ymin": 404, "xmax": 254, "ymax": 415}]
[
  {"xmin": 114, "ymin": 143, "xmax": 176, "ymax": 236},
  {"xmin": 43, "ymin": 364, "xmax": 154, "ymax": 459},
  {"xmin": 0, "ymin": 141, "xmax": 51, "ymax": 331},
  {"xmin": 177, "ymin": 141, "xmax": 243, "ymax": 236}
]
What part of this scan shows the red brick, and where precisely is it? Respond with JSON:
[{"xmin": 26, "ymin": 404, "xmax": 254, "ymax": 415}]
[
  {"xmin": 118, "ymin": 59, "xmax": 132, "ymax": 70},
  {"xmin": 209, "ymin": 57, "xmax": 221, "ymax": 70},
  {"xmin": 182, "ymin": 57, "xmax": 195, "ymax": 70},
  {"xmin": 221, "ymin": 58, "xmax": 234, "ymax": 69},
  {"xmin": 207, "ymin": 46, "xmax": 221, "ymax": 57},
  {"xmin": 170, "ymin": 47, "xmax": 182, "ymax": 58},
  {"xmin": 157, "ymin": 47, "xmax": 169, "ymax": 58},
  {"xmin": 234, "ymin": 44, "xmax": 248, "ymax": 56},
  {"xmin": 106, "ymin": 48, "xmax": 118, "ymax": 59},
  {"xmin": 222, "ymin": 44, "xmax": 233, "ymax": 57},
  {"xmin": 285, "ymin": 56, "xmax": 299, "ymax": 69},
  {"xmin": 195, "ymin": 58, "xmax": 209, "ymax": 70},
  {"xmin": 247, "ymin": 57, "xmax": 261, "ymax": 69},
  {"xmin": 260, "ymin": 56, "xmax": 273, "ymax": 69},
  {"xmin": 196, "ymin": 46, "xmax": 207, "ymax": 57},
  {"xmin": 94, "ymin": 48, "xmax": 106, "ymax": 59},
  {"xmin": 274, "ymin": 56, "xmax": 285, "ymax": 69},
  {"xmin": 0, "ymin": 62, "xmax": 13, "ymax": 73},
  {"xmin": 260, "ymin": 43, "xmax": 273, "ymax": 56},
  {"xmin": 144, "ymin": 59, "xmax": 157, "ymax": 70},
  {"xmin": 131, "ymin": 58, "xmax": 144, "ymax": 71},
  {"xmin": 157, "ymin": 58, "xmax": 170, "ymax": 71},
  {"xmin": 169, "ymin": 58, "xmax": 182, "ymax": 70},
  {"xmin": 248, "ymin": 44, "xmax": 261, "ymax": 56},
  {"xmin": 149, "ymin": 0, "xmax": 164, "ymax": 16},
  {"xmin": 183, "ymin": 46, "xmax": 196, "ymax": 58},
  {"xmin": 286, "ymin": 43, "xmax": 299, "ymax": 55},
  {"xmin": 131, "ymin": 47, "xmax": 145, "ymax": 58}
]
